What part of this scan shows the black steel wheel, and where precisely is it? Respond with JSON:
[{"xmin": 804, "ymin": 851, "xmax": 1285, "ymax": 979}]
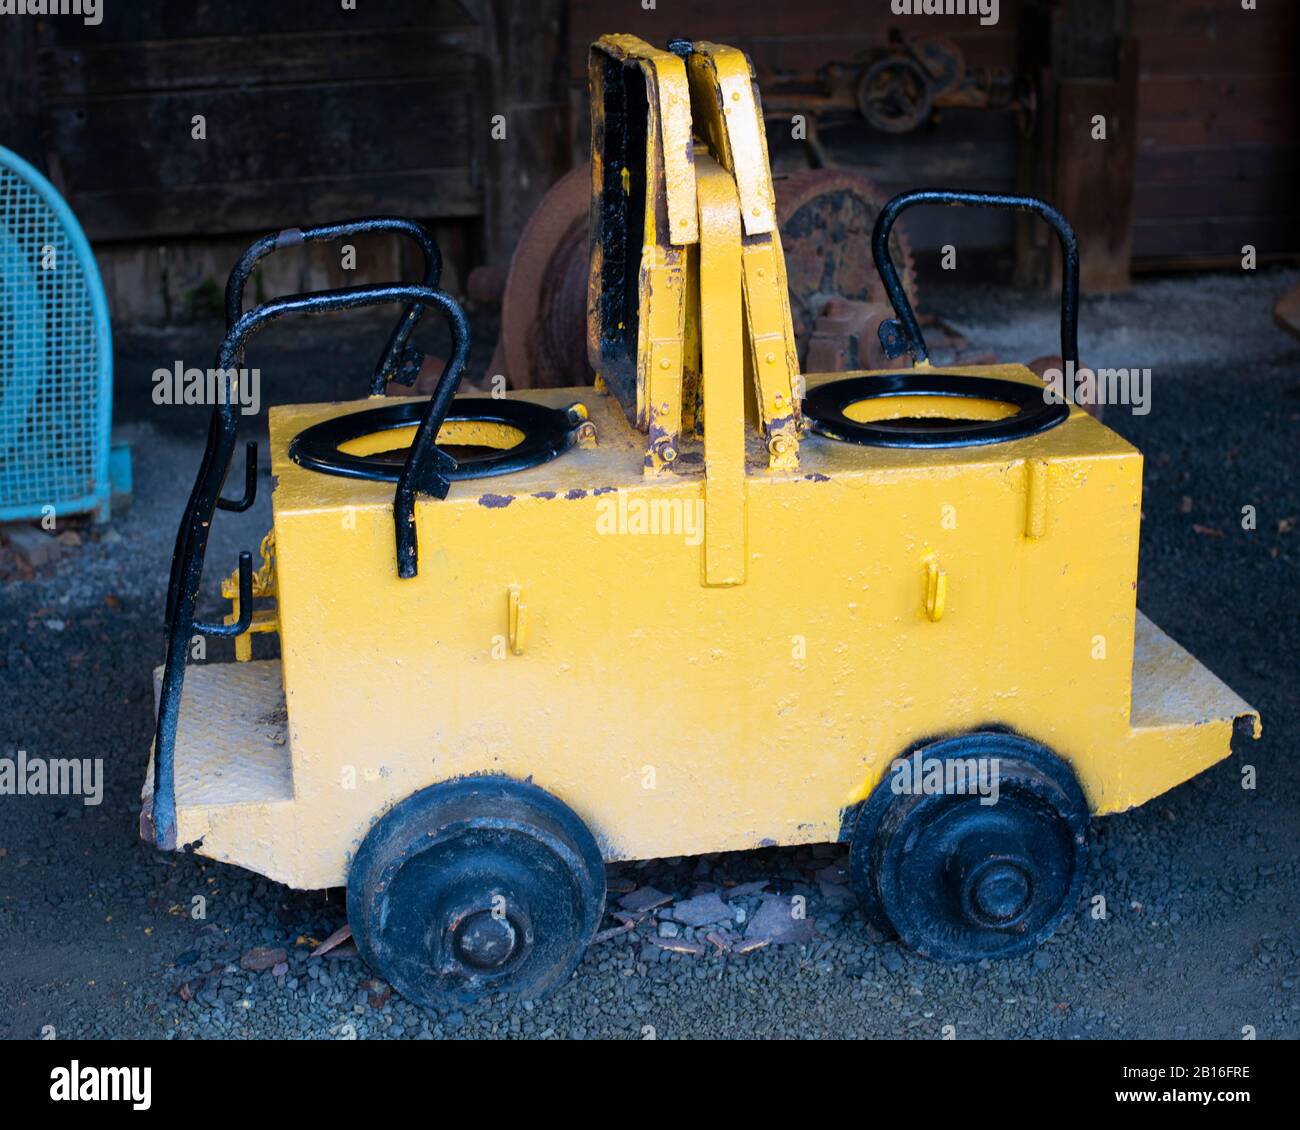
[
  {"xmin": 348, "ymin": 776, "xmax": 606, "ymax": 1007},
  {"xmin": 849, "ymin": 733, "xmax": 1089, "ymax": 961}
]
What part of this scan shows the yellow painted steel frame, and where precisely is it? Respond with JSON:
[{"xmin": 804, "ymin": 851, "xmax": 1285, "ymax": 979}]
[
  {"xmin": 587, "ymin": 35, "xmax": 696, "ymax": 476},
  {"xmin": 222, "ymin": 531, "xmax": 278, "ymax": 662},
  {"xmin": 686, "ymin": 42, "xmax": 802, "ymax": 471},
  {"xmin": 697, "ymin": 156, "xmax": 748, "ymax": 585},
  {"xmin": 151, "ymin": 361, "xmax": 1258, "ymax": 890},
  {"xmin": 147, "ymin": 38, "xmax": 1259, "ymax": 894}
]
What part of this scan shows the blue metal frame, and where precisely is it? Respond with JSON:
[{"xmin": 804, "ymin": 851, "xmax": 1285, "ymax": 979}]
[{"xmin": 0, "ymin": 145, "xmax": 114, "ymax": 523}]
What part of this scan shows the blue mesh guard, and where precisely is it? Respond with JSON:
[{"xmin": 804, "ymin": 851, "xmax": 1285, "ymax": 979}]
[{"xmin": 0, "ymin": 145, "xmax": 113, "ymax": 521}]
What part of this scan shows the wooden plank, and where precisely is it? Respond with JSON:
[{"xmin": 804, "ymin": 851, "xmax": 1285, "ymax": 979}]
[
  {"xmin": 474, "ymin": 0, "xmax": 571, "ymax": 267},
  {"xmin": 45, "ymin": 82, "xmax": 473, "ymax": 192},
  {"xmin": 95, "ymin": 215, "xmax": 474, "ymax": 326},
  {"xmin": 1135, "ymin": 144, "xmax": 1300, "ymax": 186},
  {"xmin": 39, "ymin": 0, "xmax": 470, "ymax": 44},
  {"xmin": 570, "ymin": 0, "xmax": 1019, "ymax": 40},
  {"xmin": 1133, "ymin": 0, "xmax": 1298, "ymax": 73},
  {"xmin": 743, "ymin": 28, "xmax": 1018, "ymax": 74},
  {"xmin": 1138, "ymin": 25, "xmax": 1298, "ymax": 76},
  {"xmin": 567, "ymin": 0, "xmax": 1019, "ymax": 80},
  {"xmin": 1127, "ymin": 2, "xmax": 1299, "ymax": 263},
  {"xmin": 41, "ymin": 27, "xmax": 482, "ymax": 97},
  {"xmin": 1138, "ymin": 74, "xmax": 1300, "ymax": 148},
  {"xmin": 70, "ymin": 169, "xmax": 480, "ymax": 242},
  {"xmin": 1132, "ymin": 215, "xmax": 1300, "ymax": 259},
  {"xmin": 1052, "ymin": 39, "xmax": 1140, "ymax": 293},
  {"xmin": 0, "ymin": 18, "xmax": 41, "ymax": 167},
  {"xmin": 1134, "ymin": 174, "xmax": 1298, "ymax": 221}
]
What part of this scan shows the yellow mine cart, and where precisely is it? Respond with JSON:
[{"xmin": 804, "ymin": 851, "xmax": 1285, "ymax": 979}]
[{"xmin": 144, "ymin": 36, "xmax": 1259, "ymax": 1007}]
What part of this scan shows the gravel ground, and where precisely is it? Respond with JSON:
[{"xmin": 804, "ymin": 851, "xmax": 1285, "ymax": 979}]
[{"xmin": 1, "ymin": 269, "xmax": 1297, "ymax": 1040}]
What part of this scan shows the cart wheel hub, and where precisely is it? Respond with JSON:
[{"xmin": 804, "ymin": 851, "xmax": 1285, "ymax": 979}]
[
  {"xmin": 963, "ymin": 859, "xmax": 1033, "ymax": 926},
  {"xmin": 452, "ymin": 909, "xmax": 520, "ymax": 970}
]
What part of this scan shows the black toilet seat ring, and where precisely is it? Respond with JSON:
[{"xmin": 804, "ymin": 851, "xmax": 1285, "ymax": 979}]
[
  {"xmin": 289, "ymin": 397, "xmax": 579, "ymax": 482},
  {"xmin": 803, "ymin": 372, "xmax": 1069, "ymax": 448}
]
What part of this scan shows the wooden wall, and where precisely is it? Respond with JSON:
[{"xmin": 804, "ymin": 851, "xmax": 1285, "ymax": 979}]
[
  {"xmin": 32, "ymin": 0, "xmax": 484, "ymax": 240},
  {"xmin": 7, "ymin": 1, "xmax": 490, "ymax": 324},
  {"xmin": 1132, "ymin": 0, "xmax": 1300, "ymax": 264},
  {"xmin": 569, "ymin": 0, "xmax": 1027, "ymax": 255},
  {"xmin": 3, "ymin": 0, "xmax": 1295, "ymax": 329},
  {"xmin": 569, "ymin": 0, "xmax": 1300, "ymax": 267}
]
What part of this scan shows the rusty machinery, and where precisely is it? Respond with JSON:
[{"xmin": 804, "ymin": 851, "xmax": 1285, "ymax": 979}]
[
  {"xmin": 144, "ymin": 35, "xmax": 1258, "ymax": 1009},
  {"xmin": 487, "ymin": 33, "xmax": 1023, "ymax": 396},
  {"xmin": 759, "ymin": 29, "xmax": 1034, "ymax": 154},
  {"xmin": 489, "ymin": 162, "xmax": 920, "ymax": 391}
]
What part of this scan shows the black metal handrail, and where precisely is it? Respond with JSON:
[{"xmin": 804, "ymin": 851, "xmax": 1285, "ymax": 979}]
[
  {"xmin": 166, "ymin": 219, "xmax": 444, "ymax": 624},
  {"xmin": 152, "ymin": 276, "xmax": 470, "ymax": 850},
  {"xmin": 225, "ymin": 216, "xmax": 443, "ymax": 393},
  {"xmin": 872, "ymin": 189, "xmax": 1080, "ymax": 370}
]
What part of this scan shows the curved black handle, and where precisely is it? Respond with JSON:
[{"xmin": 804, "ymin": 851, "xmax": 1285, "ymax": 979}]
[
  {"xmin": 223, "ymin": 217, "xmax": 443, "ymax": 393},
  {"xmin": 168, "ymin": 219, "xmax": 451, "ymax": 622},
  {"xmin": 193, "ymin": 551, "xmax": 253, "ymax": 638},
  {"xmin": 216, "ymin": 440, "xmax": 258, "ymax": 512},
  {"xmin": 166, "ymin": 275, "xmax": 469, "ymax": 616},
  {"xmin": 217, "ymin": 282, "xmax": 470, "ymax": 552},
  {"xmin": 155, "ymin": 280, "xmax": 471, "ymax": 850},
  {"xmin": 873, "ymin": 189, "xmax": 1079, "ymax": 370}
]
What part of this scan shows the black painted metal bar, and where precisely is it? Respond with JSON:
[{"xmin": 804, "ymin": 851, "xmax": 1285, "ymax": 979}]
[
  {"xmin": 223, "ymin": 217, "xmax": 443, "ymax": 392},
  {"xmin": 216, "ymin": 441, "xmax": 258, "ymax": 512},
  {"xmin": 152, "ymin": 280, "xmax": 470, "ymax": 850},
  {"xmin": 872, "ymin": 189, "xmax": 1080, "ymax": 369},
  {"xmin": 166, "ymin": 218, "xmax": 444, "ymax": 627},
  {"xmin": 193, "ymin": 551, "xmax": 253, "ymax": 637}
]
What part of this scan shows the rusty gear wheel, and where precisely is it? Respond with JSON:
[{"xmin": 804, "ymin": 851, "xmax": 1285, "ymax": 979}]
[
  {"xmin": 498, "ymin": 165, "xmax": 593, "ymax": 389},
  {"xmin": 497, "ymin": 166, "xmax": 920, "ymax": 384},
  {"xmin": 775, "ymin": 169, "xmax": 919, "ymax": 366},
  {"xmin": 911, "ymin": 35, "xmax": 965, "ymax": 99},
  {"xmin": 857, "ymin": 55, "xmax": 933, "ymax": 134}
]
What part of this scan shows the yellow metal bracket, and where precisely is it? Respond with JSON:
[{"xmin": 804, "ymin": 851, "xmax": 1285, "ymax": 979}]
[
  {"xmin": 507, "ymin": 585, "xmax": 528, "ymax": 656},
  {"xmin": 588, "ymin": 36, "xmax": 699, "ymax": 472},
  {"xmin": 1025, "ymin": 459, "xmax": 1049, "ymax": 539},
  {"xmin": 697, "ymin": 156, "xmax": 747, "ymax": 586},
  {"xmin": 644, "ymin": 251, "xmax": 688, "ymax": 475},
  {"xmin": 686, "ymin": 43, "xmax": 775, "ymax": 236},
  {"xmin": 686, "ymin": 43, "xmax": 800, "ymax": 470},
  {"xmin": 924, "ymin": 556, "xmax": 947, "ymax": 622},
  {"xmin": 593, "ymin": 35, "xmax": 699, "ymax": 246},
  {"xmin": 223, "ymin": 530, "xmax": 279, "ymax": 661}
]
